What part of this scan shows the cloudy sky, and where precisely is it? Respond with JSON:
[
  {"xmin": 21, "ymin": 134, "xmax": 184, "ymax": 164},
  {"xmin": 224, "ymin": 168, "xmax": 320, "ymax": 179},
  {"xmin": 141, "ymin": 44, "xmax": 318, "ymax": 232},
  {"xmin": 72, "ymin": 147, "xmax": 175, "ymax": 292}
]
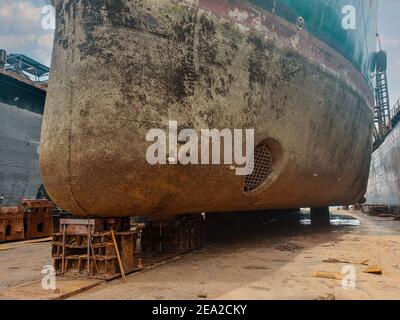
[
  {"xmin": 0, "ymin": 0, "xmax": 399, "ymax": 103},
  {"xmin": 378, "ymin": 0, "xmax": 400, "ymax": 105},
  {"xmin": 0, "ymin": 0, "xmax": 53, "ymax": 67}
]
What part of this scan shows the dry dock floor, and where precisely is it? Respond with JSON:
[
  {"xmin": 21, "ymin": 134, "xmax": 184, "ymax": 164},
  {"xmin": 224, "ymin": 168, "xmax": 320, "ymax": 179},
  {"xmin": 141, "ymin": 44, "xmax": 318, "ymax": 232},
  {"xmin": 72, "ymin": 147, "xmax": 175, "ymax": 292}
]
[{"xmin": 1, "ymin": 209, "xmax": 400, "ymax": 300}]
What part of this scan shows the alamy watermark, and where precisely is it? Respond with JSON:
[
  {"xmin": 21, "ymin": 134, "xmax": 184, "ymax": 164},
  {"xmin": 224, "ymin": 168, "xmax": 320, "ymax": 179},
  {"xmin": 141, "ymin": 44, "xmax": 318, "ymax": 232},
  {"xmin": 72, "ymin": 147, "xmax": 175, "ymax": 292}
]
[
  {"xmin": 40, "ymin": 4, "xmax": 357, "ymax": 31},
  {"xmin": 145, "ymin": 121, "xmax": 255, "ymax": 176},
  {"xmin": 341, "ymin": 5, "xmax": 357, "ymax": 30},
  {"xmin": 341, "ymin": 265, "xmax": 357, "ymax": 289},
  {"xmin": 41, "ymin": 265, "xmax": 56, "ymax": 290},
  {"xmin": 41, "ymin": 5, "xmax": 55, "ymax": 30}
]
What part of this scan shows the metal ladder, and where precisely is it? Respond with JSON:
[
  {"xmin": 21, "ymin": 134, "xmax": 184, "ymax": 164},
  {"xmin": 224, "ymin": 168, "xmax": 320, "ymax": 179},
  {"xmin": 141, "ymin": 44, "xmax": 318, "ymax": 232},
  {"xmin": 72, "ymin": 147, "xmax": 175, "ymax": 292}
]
[{"xmin": 374, "ymin": 69, "xmax": 391, "ymax": 138}]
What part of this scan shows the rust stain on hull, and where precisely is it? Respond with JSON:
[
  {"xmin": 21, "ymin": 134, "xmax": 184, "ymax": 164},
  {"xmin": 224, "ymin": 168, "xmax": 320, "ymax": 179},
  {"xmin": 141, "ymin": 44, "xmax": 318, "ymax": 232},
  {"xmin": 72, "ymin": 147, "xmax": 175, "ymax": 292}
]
[{"xmin": 40, "ymin": 0, "xmax": 374, "ymax": 217}]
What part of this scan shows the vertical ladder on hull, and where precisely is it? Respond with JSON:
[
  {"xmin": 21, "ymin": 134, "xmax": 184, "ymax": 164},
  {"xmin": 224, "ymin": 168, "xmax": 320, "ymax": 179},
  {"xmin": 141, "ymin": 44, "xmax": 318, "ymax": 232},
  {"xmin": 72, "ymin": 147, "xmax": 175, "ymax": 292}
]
[
  {"xmin": 373, "ymin": 37, "xmax": 390, "ymax": 149},
  {"xmin": 374, "ymin": 70, "xmax": 391, "ymax": 136}
]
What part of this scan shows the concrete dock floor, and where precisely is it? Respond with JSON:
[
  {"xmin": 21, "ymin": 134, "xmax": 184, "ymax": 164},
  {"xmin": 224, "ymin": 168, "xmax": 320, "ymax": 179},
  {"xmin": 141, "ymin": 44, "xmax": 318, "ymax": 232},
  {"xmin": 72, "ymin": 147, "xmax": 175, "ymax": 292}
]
[{"xmin": 1, "ymin": 210, "xmax": 400, "ymax": 300}]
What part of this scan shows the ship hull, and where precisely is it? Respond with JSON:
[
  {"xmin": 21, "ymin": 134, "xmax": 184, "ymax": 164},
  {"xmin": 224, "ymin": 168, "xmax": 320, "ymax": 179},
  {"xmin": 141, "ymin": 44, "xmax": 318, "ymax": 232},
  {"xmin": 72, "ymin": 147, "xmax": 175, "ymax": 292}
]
[
  {"xmin": 0, "ymin": 70, "xmax": 46, "ymax": 206},
  {"xmin": 0, "ymin": 102, "xmax": 43, "ymax": 205},
  {"xmin": 366, "ymin": 124, "xmax": 400, "ymax": 207},
  {"xmin": 41, "ymin": 0, "xmax": 375, "ymax": 217}
]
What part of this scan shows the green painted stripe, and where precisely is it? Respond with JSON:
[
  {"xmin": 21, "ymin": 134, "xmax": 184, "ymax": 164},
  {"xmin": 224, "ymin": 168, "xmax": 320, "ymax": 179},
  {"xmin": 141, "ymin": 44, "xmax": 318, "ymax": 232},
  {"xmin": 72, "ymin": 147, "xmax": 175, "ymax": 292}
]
[{"xmin": 248, "ymin": 0, "xmax": 378, "ymax": 81}]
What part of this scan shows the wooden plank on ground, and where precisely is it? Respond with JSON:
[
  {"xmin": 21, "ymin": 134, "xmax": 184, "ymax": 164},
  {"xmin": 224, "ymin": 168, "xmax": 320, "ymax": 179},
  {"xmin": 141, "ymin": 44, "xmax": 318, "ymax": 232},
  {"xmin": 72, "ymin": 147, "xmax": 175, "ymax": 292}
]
[
  {"xmin": 0, "ymin": 278, "xmax": 103, "ymax": 300},
  {"xmin": 0, "ymin": 237, "xmax": 52, "ymax": 248}
]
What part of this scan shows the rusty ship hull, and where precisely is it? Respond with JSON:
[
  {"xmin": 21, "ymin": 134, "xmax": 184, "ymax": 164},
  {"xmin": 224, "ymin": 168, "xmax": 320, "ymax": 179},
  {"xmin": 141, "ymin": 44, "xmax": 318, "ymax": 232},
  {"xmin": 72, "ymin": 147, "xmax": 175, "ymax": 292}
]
[{"xmin": 41, "ymin": 0, "xmax": 377, "ymax": 217}]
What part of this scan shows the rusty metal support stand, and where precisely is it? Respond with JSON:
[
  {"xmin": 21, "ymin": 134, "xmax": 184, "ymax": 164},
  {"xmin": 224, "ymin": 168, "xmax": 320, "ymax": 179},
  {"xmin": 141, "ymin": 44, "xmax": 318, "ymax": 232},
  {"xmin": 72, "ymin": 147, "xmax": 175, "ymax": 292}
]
[
  {"xmin": 53, "ymin": 218, "xmax": 140, "ymax": 280},
  {"xmin": 310, "ymin": 207, "xmax": 331, "ymax": 227},
  {"xmin": 141, "ymin": 214, "xmax": 207, "ymax": 254}
]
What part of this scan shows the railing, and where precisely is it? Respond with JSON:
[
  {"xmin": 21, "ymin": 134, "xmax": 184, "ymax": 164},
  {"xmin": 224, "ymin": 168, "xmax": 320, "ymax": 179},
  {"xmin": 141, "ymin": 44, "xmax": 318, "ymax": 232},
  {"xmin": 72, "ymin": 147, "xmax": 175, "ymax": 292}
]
[
  {"xmin": 374, "ymin": 97, "xmax": 400, "ymax": 150},
  {"xmin": 3, "ymin": 54, "xmax": 49, "ymax": 83},
  {"xmin": 391, "ymin": 98, "xmax": 400, "ymax": 121}
]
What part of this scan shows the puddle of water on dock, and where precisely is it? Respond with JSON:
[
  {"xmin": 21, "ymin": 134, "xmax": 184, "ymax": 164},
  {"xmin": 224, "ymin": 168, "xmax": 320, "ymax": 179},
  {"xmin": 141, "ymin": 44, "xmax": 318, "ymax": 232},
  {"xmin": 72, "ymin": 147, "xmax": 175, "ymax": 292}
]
[{"xmin": 299, "ymin": 213, "xmax": 360, "ymax": 227}]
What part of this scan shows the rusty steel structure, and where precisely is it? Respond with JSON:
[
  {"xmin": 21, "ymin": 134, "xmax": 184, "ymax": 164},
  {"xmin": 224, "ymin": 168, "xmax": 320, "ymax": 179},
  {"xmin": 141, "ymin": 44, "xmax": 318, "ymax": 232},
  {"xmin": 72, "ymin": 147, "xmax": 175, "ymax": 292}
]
[
  {"xmin": 0, "ymin": 206, "xmax": 24, "ymax": 242},
  {"xmin": 41, "ymin": 1, "xmax": 377, "ymax": 218},
  {"xmin": 0, "ymin": 199, "xmax": 54, "ymax": 242},
  {"xmin": 52, "ymin": 218, "xmax": 141, "ymax": 280},
  {"xmin": 142, "ymin": 214, "xmax": 207, "ymax": 253},
  {"xmin": 22, "ymin": 199, "xmax": 54, "ymax": 240}
]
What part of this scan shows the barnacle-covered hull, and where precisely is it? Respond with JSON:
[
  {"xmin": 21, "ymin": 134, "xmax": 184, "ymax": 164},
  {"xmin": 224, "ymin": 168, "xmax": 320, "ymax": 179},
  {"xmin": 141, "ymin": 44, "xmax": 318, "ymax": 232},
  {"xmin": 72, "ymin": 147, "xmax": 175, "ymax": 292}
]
[{"xmin": 40, "ymin": 0, "xmax": 376, "ymax": 217}]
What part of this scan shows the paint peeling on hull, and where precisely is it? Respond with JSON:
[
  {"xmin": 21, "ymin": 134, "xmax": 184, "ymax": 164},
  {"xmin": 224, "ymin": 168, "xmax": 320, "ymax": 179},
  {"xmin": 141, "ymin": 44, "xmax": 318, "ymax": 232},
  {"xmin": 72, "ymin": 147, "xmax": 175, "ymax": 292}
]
[{"xmin": 40, "ymin": 0, "xmax": 375, "ymax": 217}]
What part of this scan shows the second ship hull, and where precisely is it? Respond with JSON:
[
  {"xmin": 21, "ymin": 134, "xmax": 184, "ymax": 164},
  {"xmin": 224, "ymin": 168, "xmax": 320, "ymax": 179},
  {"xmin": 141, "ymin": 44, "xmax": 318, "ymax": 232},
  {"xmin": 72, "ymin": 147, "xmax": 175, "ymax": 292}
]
[
  {"xmin": 366, "ymin": 123, "xmax": 400, "ymax": 208},
  {"xmin": 41, "ymin": 0, "xmax": 375, "ymax": 217},
  {"xmin": 0, "ymin": 69, "xmax": 46, "ymax": 206}
]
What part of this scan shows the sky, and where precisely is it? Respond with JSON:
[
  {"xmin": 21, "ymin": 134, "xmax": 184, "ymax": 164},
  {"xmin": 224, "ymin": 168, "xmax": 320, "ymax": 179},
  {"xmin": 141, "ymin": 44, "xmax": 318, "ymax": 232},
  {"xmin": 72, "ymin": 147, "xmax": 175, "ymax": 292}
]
[
  {"xmin": 0, "ymin": 0, "xmax": 53, "ymax": 67},
  {"xmin": 0, "ymin": 0, "xmax": 399, "ymax": 104},
  {"xmin": 378, "ymin": 0, "xmax": 400, "ymax": 105}
]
